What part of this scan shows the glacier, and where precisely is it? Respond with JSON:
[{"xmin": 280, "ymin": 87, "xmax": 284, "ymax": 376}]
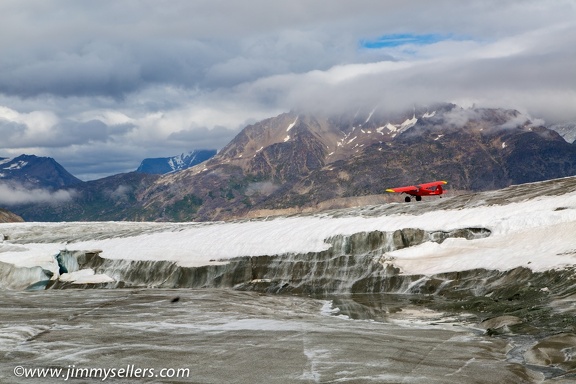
[
  {"xmin": 1, "ymin": 176, "xmax": 576, "ymax": 381},
  {"xmin": 0, "ymin": 176, "xmax": 575, "ymax": 292}
]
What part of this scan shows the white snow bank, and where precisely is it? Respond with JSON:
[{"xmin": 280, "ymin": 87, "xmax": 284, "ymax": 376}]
[
  {"xmin": 59, "ymin": 269, "xmax": 115, "ymax": 284},
  {"xmin": 0, "ymin": 242, "xmax": 62, "ymax": 275},
  {"xmin": 0, "ymin": 191, "xmax": 575, "ymax": 275},
  {"xmin": 388, "ymin": 220, "xmax": 576, "ymax": 274}
]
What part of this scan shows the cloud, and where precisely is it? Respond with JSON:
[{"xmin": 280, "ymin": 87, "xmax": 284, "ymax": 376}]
[
  {"xmin": 0, "ymin": 119, "xmax": 28, "ymax": 143},
  {"xmin": 0, "ymin": 0, "xmax": 574, "ymax": 179},
  {"xmin": 105, "ymin": 185, "xmax": 131, "ymax": 202},
  {"xmin": 442, "ymin": 108, "xmax": 483, "ymax": 128},
  {"xmin": 168, "ymin": 126, "xmax": 240, "ymax": 149},
  {"xmin": 0, "ymin": 182, "xmax": 77, "ymax": 206},
  {"xmin": 0, "ymin": 107, "xmax": 136, "ymax": 148}
]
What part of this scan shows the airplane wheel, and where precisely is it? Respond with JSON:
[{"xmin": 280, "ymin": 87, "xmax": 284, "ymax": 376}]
[
  {"xmin": 405, "ymin": 196, "xmax": 411, "ymax": 203},
  {"xmin": 416, "ymin": 196, "xmax": 422, "ymax": 202}
]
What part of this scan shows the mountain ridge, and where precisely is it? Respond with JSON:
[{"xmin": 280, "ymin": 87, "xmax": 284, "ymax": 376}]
[
  {"xmin": 135, "ymin": 104, "xmax": 576, "ymax": 221},
  {"xmin": 136, "ymin": 149, "xmax": 217, "ymax": 175},
  {"xmin": 4, "ymin": 104, "xmax": 576, "ymax": 222},
  {"xmin": 0, "ymin": 154, "xmax": 82, "ymax": 189}
]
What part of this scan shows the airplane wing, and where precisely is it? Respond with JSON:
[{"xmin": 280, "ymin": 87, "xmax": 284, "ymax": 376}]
[
  {"xmin": 417, "ymin": 180, "xmax": 447, "ymax": 189},
  {"xmin": 386, "ymin": 185, "xmax": 418, "ymax": 193}
]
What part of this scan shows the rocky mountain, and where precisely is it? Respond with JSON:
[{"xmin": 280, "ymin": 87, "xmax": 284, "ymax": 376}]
[
  {"xmin": 136, "ymin": 150, "xmax": 216, "ymax": 174},
  {"xmin": 0, "ymin": 208, "xmax": 24, "ymax": 223},
  {"xmin": 5, "ymin": 104, "xmax": 576, "ymax": 222},
  {"xmin": 9, "ymin": 172, "xmax": 161, "ymax": 222},
  {"xmin": 0, "ymin": 153, "xmax": 160, "ymax": 221},
  {"xmin": 2, "ymin": 149, "xmax": 213, "ymax": 221},
  {"xmin": 0, "ymin": 154, "xmax": 82, "ymax": 189},
  {"xmin": 136, "ymin": 104, "xmax": 576, "ymax": 221}
]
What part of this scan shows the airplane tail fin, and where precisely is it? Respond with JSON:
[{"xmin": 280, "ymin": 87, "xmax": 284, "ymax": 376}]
[{"xmin": 436, "ymin": 184, "xmax": 444, "ymax": 195}]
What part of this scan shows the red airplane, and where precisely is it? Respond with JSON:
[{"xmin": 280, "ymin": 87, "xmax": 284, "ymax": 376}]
[{"xmin": 386, "ymin": 180, "xmax": 447, "ymax": 202}]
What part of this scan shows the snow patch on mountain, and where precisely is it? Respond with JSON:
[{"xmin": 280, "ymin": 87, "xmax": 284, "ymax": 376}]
[
  {"xmin": 2, "ymin": 159, "xmax": 28, "ymax": 171},
  {"xmin": 286, "ymin": 117, "xmax": 298, "ymax": 132},
  {"xmin": 385, "ymin": 123, "xmax": 398, "ymax": 132},
  {"xmin": 365, "ymin": 108, "xmax": 376, "ymax": 123},
  {"xmin": 3, "ymin": 161, "xmax": 28, "ymax": 171},
  {"xmin": 398, "ymin": 116, "xmax": 418, "ymax": 132},
  {"xmin": 422, "ymin": 111, "xmax": 436, "ymax": 118}
]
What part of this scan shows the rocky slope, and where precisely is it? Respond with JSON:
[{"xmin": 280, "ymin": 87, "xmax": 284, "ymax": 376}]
[
  {"xmin": 138, "ymin": 104, "xmax": 576, "ymax": 221},
  {"xmin": 11, "ymin": 172, "xmax": 161, "ymax": 222},
  {"xmin": 5, "ymin": 104, "xmax": 576, "ymax": 222},
  {"xmin": 0, "ymin": 208, "xmax": 24, "ymax": 223}
]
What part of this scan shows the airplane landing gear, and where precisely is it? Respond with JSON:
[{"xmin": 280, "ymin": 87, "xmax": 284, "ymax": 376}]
[{"xmin": 404, "ymin": 195, "xmax": 421, "ymax": 203}]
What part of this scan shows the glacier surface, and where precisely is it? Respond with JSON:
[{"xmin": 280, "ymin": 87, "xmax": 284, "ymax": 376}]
[{"xmin": 0, "ymin": 177, "xmax": 575, "ymax": 290}]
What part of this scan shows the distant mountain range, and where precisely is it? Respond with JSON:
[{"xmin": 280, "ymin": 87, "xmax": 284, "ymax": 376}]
[
  {"xmin": 0, "ymin": 150, "xmax": 216, "ymax": 191},
  {"xmin": 0, "ymin": 154, "xmax": 82, "ymax": 188},
  {"xmin": 136, "ymin": 150, "xmax": 217, "ymax": 174},
  {"xmin": 0, "ymin": 151, "xmax": 214, "ymax": 221},
  {"xmin": 3, "ymin": 104, "xmax": 576, "ymax": 222}
]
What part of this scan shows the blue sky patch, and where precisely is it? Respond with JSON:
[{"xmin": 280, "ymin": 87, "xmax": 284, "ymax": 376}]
[{"xmin": 360, "ymin": 33, "xmax": 451, "ymax": 49}]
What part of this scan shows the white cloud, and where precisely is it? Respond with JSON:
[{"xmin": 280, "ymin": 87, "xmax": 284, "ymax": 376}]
[
  {"xmin": 105, "ymin": 185, "xmax": 131, "ymax": 202},
  {"xmin": 0, "ymin": 182, "xmax": 77, "ymax": 205}
]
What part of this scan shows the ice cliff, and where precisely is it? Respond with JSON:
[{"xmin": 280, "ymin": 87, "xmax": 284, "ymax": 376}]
[{"xmin": 0, "ymin": 176, "xmax": 575, "ymax": 294}]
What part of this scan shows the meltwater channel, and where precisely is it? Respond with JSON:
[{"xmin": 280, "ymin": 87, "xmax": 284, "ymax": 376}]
[{"xmin": 0, "ymin": 288, "xmax": 557, "ymax": 384}]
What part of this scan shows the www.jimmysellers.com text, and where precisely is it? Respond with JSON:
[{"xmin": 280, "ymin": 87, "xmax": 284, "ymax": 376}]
[{"xmin": 13, "ymin": 364, "xmax": 191, "ymax": 381}]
